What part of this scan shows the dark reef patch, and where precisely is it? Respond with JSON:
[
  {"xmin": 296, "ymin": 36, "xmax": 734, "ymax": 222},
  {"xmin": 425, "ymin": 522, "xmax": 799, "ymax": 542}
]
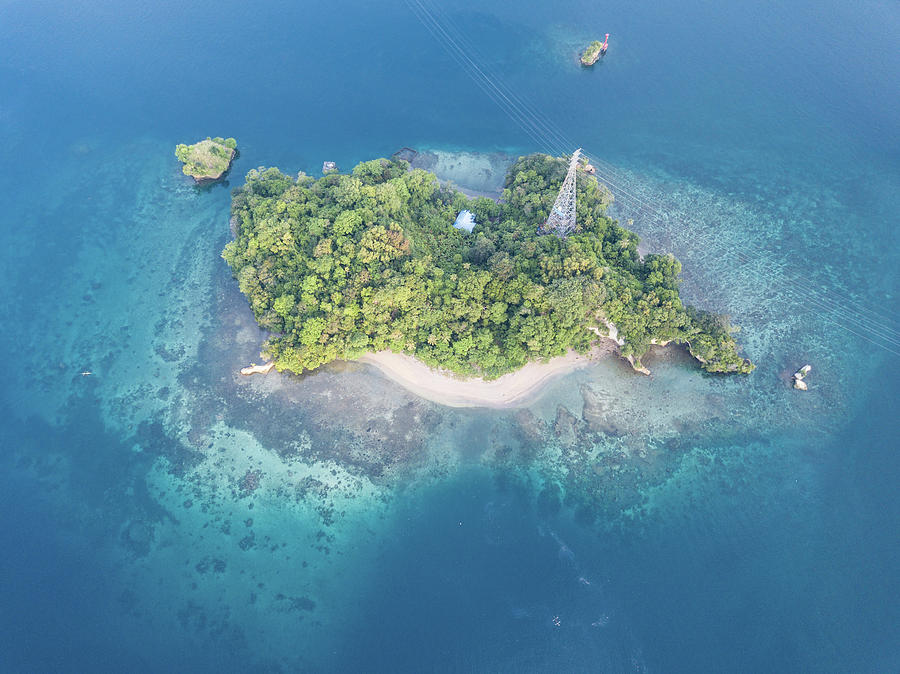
[
  {"xmin": 274, "ymin": 593, "xmax": 316, "ymax": 613},
  {"xmin": 174, "ymin": 263, "xmax": 449, "ymax": 486},
  {"xmin": 135, "ymin": 419, "xmax": 201, "ymax": 477},
  {"xmin": 238, "ymin": 469, "xmax": 263, "ymax": 496},
  {"xmin": 0, "ymin": 393, "xmax": 175, "ymax": 551}
]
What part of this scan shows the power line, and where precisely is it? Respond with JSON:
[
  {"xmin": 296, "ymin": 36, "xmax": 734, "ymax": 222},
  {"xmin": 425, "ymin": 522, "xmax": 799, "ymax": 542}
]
[
  {"xmin": 414, "ymin": 0, "xmax": 900, "ymax": 332},
  {"xmin": 405, "ymin": 0, "xmax": 900, "ymax": 355}
]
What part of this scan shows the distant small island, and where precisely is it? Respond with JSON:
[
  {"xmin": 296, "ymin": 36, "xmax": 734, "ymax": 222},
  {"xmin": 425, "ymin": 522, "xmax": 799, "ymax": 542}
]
[
  {"xmin": 580, "ymin": 40, "xmax": 605, "ymax": 66},
  {"xmin": 175, "ymin": 137, "xmax": 237, "ymax": 182},
  {"xmin": 223, "ymin": 153, "xmax": 753, "ymax": 383}
]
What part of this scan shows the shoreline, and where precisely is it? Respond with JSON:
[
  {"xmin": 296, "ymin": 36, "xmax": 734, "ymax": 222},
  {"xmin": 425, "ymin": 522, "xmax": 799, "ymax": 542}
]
[{"xmin": 357, "ymin": 344, "xmax": 615, "ymax": 408}]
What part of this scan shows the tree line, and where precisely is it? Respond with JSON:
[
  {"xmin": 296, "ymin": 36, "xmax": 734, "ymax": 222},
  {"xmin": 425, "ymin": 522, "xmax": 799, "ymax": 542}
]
[{"xmin": 223, "ymin": 153, "xmax": 754, "ymax": 377}]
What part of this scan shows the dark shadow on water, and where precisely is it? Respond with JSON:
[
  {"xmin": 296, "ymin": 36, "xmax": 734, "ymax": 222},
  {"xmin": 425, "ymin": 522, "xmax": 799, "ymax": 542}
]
[
  {"xmin": 330, "ymin": 468, "xmax": 643, "ymax": 672},
  {"xmin": 601, "ymin": 356, "xmax": 900, "ymax": 673},
  {"xmin": 0, "ymin": 395, "xmax": 247, "ymax": 672}
]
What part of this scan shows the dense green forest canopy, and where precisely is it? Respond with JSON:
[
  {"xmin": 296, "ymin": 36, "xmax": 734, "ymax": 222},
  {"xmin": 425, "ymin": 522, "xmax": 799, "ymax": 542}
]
[
  {"xmin": 580, "ymin": 41, "xmax": 605, "ymax": 66},
  {"xmin": 223, "ymin": 154, "xmax": 754, "ymax": 378}
]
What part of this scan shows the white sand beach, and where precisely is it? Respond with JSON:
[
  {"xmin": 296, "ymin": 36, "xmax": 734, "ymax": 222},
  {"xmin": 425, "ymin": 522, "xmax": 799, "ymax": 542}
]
[{"xmin": 359, "ymin": 345, "xmax": 615, "ymax": 408}]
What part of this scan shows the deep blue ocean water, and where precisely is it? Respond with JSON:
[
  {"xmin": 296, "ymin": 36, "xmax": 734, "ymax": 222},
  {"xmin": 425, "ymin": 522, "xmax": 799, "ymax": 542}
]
[{"xmin": 1, "ymin": 0, "xmax": 899, "ymax": 671}]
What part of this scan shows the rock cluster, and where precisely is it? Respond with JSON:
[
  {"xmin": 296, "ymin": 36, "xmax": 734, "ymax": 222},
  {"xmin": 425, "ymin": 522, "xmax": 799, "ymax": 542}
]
[
  {"xmin": 793, "ymin": 364, "xmax": 812, "ymax": 390},
  {"xmin": 240, "ymin": 361, "xmax": 275, "ymax": 376}
]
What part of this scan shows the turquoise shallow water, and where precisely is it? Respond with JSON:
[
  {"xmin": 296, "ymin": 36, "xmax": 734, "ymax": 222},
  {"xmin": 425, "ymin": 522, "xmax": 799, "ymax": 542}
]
[{"xmin": 1, "ymin": 0, "xmax": 899, "ymax": 671}]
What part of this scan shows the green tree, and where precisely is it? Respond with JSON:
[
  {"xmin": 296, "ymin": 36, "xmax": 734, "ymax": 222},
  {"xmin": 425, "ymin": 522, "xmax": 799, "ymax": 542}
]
[{"xmin": 222, "ymin": 154, "xmax": 753, "ymax": 377}]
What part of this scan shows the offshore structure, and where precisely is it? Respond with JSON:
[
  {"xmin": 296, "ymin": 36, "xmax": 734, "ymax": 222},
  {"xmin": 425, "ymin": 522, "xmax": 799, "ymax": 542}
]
[{"xmin": 540, "ymin": 149, "xmax": 582, "ymax": 239}]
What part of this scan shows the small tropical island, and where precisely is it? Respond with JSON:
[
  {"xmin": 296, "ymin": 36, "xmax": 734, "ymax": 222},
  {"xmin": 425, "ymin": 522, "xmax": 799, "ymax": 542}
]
[
  {"xmin": 223, "ymin": 153, "xmax": 753, "ymax": 391},
  {"xmin": 175, "ymin": 136, "xmax": 237, "ymax": 182},
  {"xmin": 580, "ymin": 39, "xmax": 606, "ymax": 66}
]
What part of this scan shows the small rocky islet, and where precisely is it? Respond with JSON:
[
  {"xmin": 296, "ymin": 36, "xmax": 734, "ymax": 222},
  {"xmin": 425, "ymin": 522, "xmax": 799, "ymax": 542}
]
[
  {"xmin": 580, "ymin": 38, "xmax": 607, "ymax": 66},
  {"xmin": 175, "ymin": 136, "xmax": 237, "ymax": 183}
]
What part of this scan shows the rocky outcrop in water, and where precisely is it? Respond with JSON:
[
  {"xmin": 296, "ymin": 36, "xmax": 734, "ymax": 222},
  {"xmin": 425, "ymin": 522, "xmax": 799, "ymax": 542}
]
[
  {"xmin": 793, "ymin": 364, "xmax": 811, "ymax": 390},
  {"xmin": 590, "ymin": 321, "xmax": 650, "ymax": 375},
  {"xmin": 240, "ymin": 361, "xmax": 275, "ymax": 376},
  {"xmin": 175, "ymin": 137, "xmax": 237, "ymax": 183}
]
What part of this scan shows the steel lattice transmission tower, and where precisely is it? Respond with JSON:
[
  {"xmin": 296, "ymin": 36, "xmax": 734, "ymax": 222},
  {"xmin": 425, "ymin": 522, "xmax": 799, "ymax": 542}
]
[{"xmin": 540, "ymin": 148, "xmax": 582, "ymax": 239}]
